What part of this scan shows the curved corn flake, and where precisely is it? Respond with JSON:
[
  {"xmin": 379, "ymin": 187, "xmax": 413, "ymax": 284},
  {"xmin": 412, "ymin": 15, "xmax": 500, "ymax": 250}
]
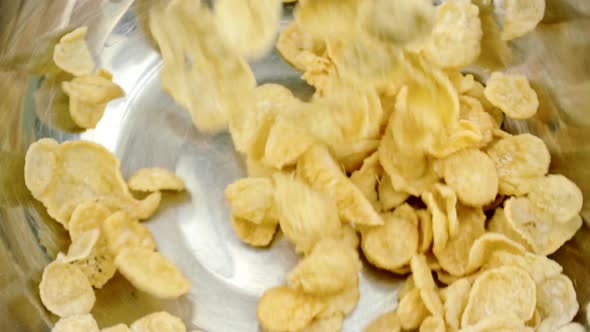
[
  {"xmin": 486, "ymin": 133, "xmax": 550, "ymax": 196},
  {"xmin": 246, "ymin": 156, "xmax": 278, "ymax": 178},
  {"xmin": 101, "ymin": 324, "xmax": 131, "ymax": 332},
  {"xmin": 150, "ymin": 0, "xmax": 256, "ymax": 133},
  {"xmin": 257, "ymin": 286, "xmax": 324, "ymax": 332},
  {"xmin": 68, "ymin": 202, "xmax": 111, "ymax": 239},
  {"xmin": 53, "ymin": 27, "xmax": 95, "ymax": 76},
  {"xmin": 264, "ymin": 117, "xmax": 315, "ymax": 169},
  {"xmin": 294, "ymin": 0, "xmax": 360, "ymax": 41},
  {"xmin": 52, "ymin": 314, "xmax": 99, "ymax": 332},
  {"xmin": 25, "ymin": 139, "xmax": 157, "ymax": 225},
  {"xmin": 422, "ymin": 191, "xmax": 448, "ymax": 255},
  {"xmin": 350, "ymin": 152, "xmax": 381, "ymax": 211},
  {"xmin": 462, "ymin": 266, "xmax": 536, "ymax": 327},
  {"xmin": 318, "ymin": 278, "xmax": 360, "ymax": 318},
  {"xmin": 230, "ymin": 215, "xmax": 278, "ymax": 247},
  {"xmin": 536, "ymin": 274, "xmax": 579, "ymax": 332},
  {"xmin": 298, "ymin": 145, "xmax": 383, "ymax": 226},
  {"xmin": 276, "ymin": 22, "xmax": 328, "ymax": 73},
  {"xmin": 360, "ymin": 0, "xmax": 434, "ymax": 46},
  {"xmin": 379, "ymin": 128, "xmax": 439, "ymax": 197},
  {"xmin": 234, "ymin": 83, "xmax": 300, "ymax": 158},
  {"xmin": 465, "ymin": 232, "xmax": 526, "ymax": 273},
  {"xmin": 435, "ymin": 205, "xmax": 485, "ymax": 276},
  {"xmin": 130, "ymin": 311, "xmax": 186, "ymax": 332},
  {"xmin": 24, "ymin": 138, "xmax": 60, "ymax": 200},
  {"xmin": 441, "ymin": 278, "xmax": 471, "ymax": 330},
  {"xmin": 68, "ymin": 202, "xmax": 117, "ymax": 287},
  {"xmin": 484, "ymin": 72, "xmax": 539, "ymax": 120},
  {"xmin": 127, "ymin": 168, "xmax": 185, "ymax": 192},
  {"xmin": 419, "ymin": 315, "xmax": 445, "ymax": 332},
  {"xmin": 487, "ymin": 207, "xmax": 535, "ymax": 251},
  {"xmin": 459, "ymin": 95, "xmax": 495, "ymax": 146},
  {"xmin": 361, "ymin": 206, "xmax": 418, "ymax": 271},
  {"xmin": 527, "ymin": 174, "xmax": 583, "ymax": 224},
  {"xmin": 501, "ymin": 0, "xmax": 546, "ymax": 41},
  {"xmin": 62, "ymin": 70, "xmax": 124, "ymax": 104},
  {"xmin": 301, "ymin": 83, "xmax": 383, "ymax": 151},
  {"xmin": 378, "ymin": 173, "xmax": 410, "ymax": 212},
  {"xmin": 288, "ymin": 238, "xmax": 361, "ymax": 296},
  {"xmin": 557, "ymin": 323, "xmax": 586, "ymax": 332},
  {"xmin": 214, "ymin": 0, "xmax": 282, "ymax": 59},
  {"xmin": 225, "ymin": 177, "xmax": 277, "ymax": 225},
  {"xmin": 102, "ymin": 211, "xmax": 156, "ymax": 255},
  {"xmin": 63, "ymin": 229, "xmax": 100, "ymax": 263},
  {"xmin": 504, "ymin": 197, "xmax": 582, "ymax": 255},
  {"xmin": 364, "ymin": 311, "xmax": 401, "ymax": 332},
  {"xmin": 273, "ymin": 173, "xmax": 341, "ymax": 254},
  {"xmin": 115, "ymin": 247, "xmax": 190, "ymax": 299},
  {"xmin": 40, "ymin": 260, "xmax": 95, "ymax": 317},
  {"xmin": 421, "ymin": 288, "xmax": 444, "ymax": 317},
  {"xmin": 398, "ymin": 288, "xmax": 429, "ymax": 330},
  {"xmin": 331, "ymin": 139, "xmax": 380, "ymax": 174},
  {"xmin": 440, "ymin": 149, "xmax": 498, "ymax": 207},
  {"xmin": 484, "ymin": 251, "xmax": 562, "ymax": 284},
  {"xmin": 399, "ymin": 275, "xmax": 416, "ymax": 300},
  {"xmin": 411, "ymin": 254, "xmax": 436, "ymax": 291},
  {"xmin": 423, "ymin": 0, "xmax": 482, "ymax": 68},
  {"xmin": 417, "ymin": 209, "xmax": 433, "ymax": 253}
]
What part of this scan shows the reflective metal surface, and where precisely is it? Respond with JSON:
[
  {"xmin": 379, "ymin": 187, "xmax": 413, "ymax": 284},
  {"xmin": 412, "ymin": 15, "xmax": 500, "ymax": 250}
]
[{"xmin": 0, "ymin": 0, "xmax": 590, "ymax": 331}]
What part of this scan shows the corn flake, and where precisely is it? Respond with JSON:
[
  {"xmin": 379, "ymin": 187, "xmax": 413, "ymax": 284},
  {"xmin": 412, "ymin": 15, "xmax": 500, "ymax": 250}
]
[
  {"xmin": 294, "ymin": 0, "xmax": 360, "ymax": 41},
  {"xmin": 397, "ymin": 288, "xmax": 429, "ymax": 330},
  {"xmin": 363, "ymin": 311, "xmax": 401, "ymax": 332},
  {"xmin": 61, "ymin": 69, "xmax": 124, "ymax": 129},
  {"xmin": 225, "ymin": 177, "xmax": 277, "ymax": 225},
  {"xmin": 127, "ymin": 168, "xmax": 185, "ymax": 192},
  {"xmin": 423, "ymin": 0, "xmax": 482, "ymax": 68},
  {"xmin": 62, "ymin": 229, "xmax": 100, "ymax": 263},
  {"xmin": 214, "ymin": 0, "xmax": 282, "ymax": 59},
  {"xmin": 419, "ymin": 315, "xmax": 445, "ymax": 332},
  {"xmin": 462, "ymin": 266, "xmax": 536, "ymax": 327},
  {"xmin": 360, "ymin": 0, "xmax": 434, "ymax": 46},
  {"xmin": 299, "ymin": 314, "xmax": 343, "ymax": 332},
  {"xmin": 298, "ymin": 145, "xmax": 383, "ymax": 226},
  {"xmin": 484, "ymin": 251, "xmax": 562, "ymax": 284},
  {"xmin": 288, "ymin": 238, "xmax": 361, "ymax": 296},
  {"xmin": 440, "ymin": 278, "xmax": 471, "ymax": 330},
  {"xmin": 487, "ymin": 207, "xmax": 535, "ymax": 251},
  {"xmin": 350, "ymin": 152, "xmax": 381, "ymax": 211},
  {"xmin": 527, "ymin": 174, "xmax": 583, "ymax": 224},
  {"xmin": 115, "ymin": 247, "xmax": 190, "ymax": 299},
  {"xmin": 318, "ymin": 278, "xmax": 360, "ymax": 318},
  {"xmin": 486, "ymin": 133, "xmax": 550, "ymax": 196},
  {"xmin": 24, "ymin": 138, "xmax": 60, "ymax": 203},
  {"xmin": 264, "ymin": 117, "xmax": 315, "ymax": 169},
  {"xmin": 102, "ymin": 211, "xmax": 156, "ymax": 255},
  {"xmin": 40, "ymin": 260, "xmax": 95, "ymax": 317},
  {"xmin": 417, "ymin": 209, "xmax": 433, "ymax": 253},
  {"xmin": 465, "ymin": 232, "xmax": 526, "ymax": 273},
  {"xmin": 378, "ymin": 173, "xmax": 410, "ymax": 212},
  {"xmin": 557, "ymin": 323, "xmax": 586, "ymax": 332},
  {"xmin": 484, "ymin": 72, "xmax": 539, "ymax": 120},
  {"xmin": 52, "ymin": 314, "xmax": 99, "ymax": 332},
  {"xmin": 435, "ymin": 205, "xmax": 486, "ymax": 276},
  {"xmin": 536, "ymin": 274, "xmax": 579, "ymax": 332},
  {"xmin": 504, "ymin": 197, "xmax": 582, "ymax": 255},
  {"xmin": 276, "ymin": 22, "xmax": 328, "ymax": 73},
  {"xmin": 501, "ymin": 0, "xmax": 546, "ymax": 41},
  {"xmin": 439, "ymin": 149, "xmax": 498, "ymax": 207},
  {"xmin": 53, "ymin": 27, "xmax": 95, "ymax": 76},
  {"xmin": 130, "ymin": 311, "xmax": 187, "ymax": 332},
  {"xmin": 273, "ymin": 173, "xmax": 341, "ymax": 254},
  {"xmin": 257, "ymin": 286, "xmax": 324, "ymax": 332},
  {"xmin": 361, "ymin": 206, "xmax": 418, "ymax": 272},
  {"xmin": 230, "ymin": 215, "xmax": 278, "ymax": 247}
]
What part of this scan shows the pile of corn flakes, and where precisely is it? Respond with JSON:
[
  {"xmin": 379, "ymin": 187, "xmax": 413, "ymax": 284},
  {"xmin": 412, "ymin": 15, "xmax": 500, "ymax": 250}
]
[{"xmin": 25, "ymin": 0, "xmax": 589, "ymax": 331}]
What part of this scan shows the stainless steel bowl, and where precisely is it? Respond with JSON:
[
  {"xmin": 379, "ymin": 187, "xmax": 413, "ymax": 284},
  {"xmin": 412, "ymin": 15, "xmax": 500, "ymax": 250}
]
[{"xmin": 1, "ymin": 1, "xmax": 590, "ymax": 331}]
